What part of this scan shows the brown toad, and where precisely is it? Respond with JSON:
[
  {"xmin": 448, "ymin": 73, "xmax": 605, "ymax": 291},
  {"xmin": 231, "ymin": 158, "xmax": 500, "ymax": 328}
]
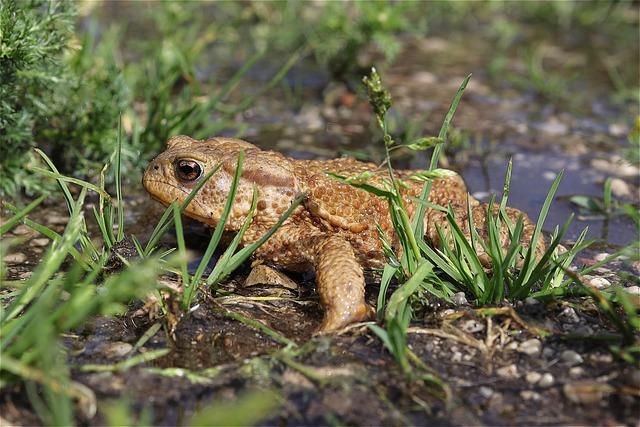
[{"xmin": 143, "ymin": 136, "xmax": 542, "ymax": 331}]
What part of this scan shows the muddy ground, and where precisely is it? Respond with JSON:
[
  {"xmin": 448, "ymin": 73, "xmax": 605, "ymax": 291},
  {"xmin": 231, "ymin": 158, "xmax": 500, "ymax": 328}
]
[{"xmin": 2, "ymin": 9, "xmax": 640, "ymax": 426}]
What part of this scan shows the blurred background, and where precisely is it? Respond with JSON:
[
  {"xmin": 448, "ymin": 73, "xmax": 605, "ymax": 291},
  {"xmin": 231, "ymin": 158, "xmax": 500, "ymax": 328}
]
[{"xmin": 1, "ymin": 0, "xmax": 638, "ymax": 242}]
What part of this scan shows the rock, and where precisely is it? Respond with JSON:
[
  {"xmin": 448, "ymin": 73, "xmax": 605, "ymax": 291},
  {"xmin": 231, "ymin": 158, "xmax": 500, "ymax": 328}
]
[
  {"xmin": 563, "ymin": 381, "xmax": 614, "ymax": 404},
  {"xmin": 3, "ymin": 253, "xmax": 27, "ymax": 265},
  {"xmin": 30, "ymin": 238, "xmax": 50, "ymax": 247},
  {"xmin": 593, "ymin": 253, "xmax": 610, "ymax": 262},
  {"xmin": 11, "ymin": 224, "xmax": 33, "ymax": 236},
  {"xmin": 569, "ymin": 366, "xmax": 584, "ymax": 378},
  {"xmin": 518, "ymin": 339, "xmax": 542, "ymax": 356},
  {"xmin": 536, "ymin": 118, "xmax": 569, "ymax": 136},
  {"xmin": 496, "ymin": 364, "xmax": 519, "ymax": 379},
  {"xmin": 244, "ymin": 264, "xmax": 298, "ymax": 290},
  {"xmin": 559, "ymin": 306, "xmax": 580, "ymax": 323},
  {"xmin": 609, "ymin": 178, "xmax": 631, "ymax": 198},
  {"xmin": 608, "ymin": 123, "xmax": 628, "ymax": 137},
  {"xmin": 584, "ymin": 276, "xmax": 611, "ymax": 289},
  {"xmin": 461, "ymin": 319, "xmax": 484, "ymax": 333},
  {"xmin": 451, "ymin": 351, "xmax": 463, "ymax": 363},
  {"xmin": 526, "ymin": 372, "xmax": 542, "ymax": 384},
  {"xmin": 412, "ymin": 71, "xmax": 437, "ymax": 85},
  {"xmin": 47, "ymin": 214, "xmax": 69, "ymax": 225},
  {"xmin": 625, "ymin": 286, "xmax": 640, "ymax": 296},
  {"xmin": 451, "ymin": 292, "xmax": 468, "ymax": 306},
  {"xmin": 543, "ymin": 171, "xmax": 557, "ymax": 181},
  {"xmin": 538, "ymin": 373, "xmax": 555, "ymax": 388},
  {"xmin": 561, "ymin": 350, "xmax": 584, "ymax": 366},
  {"xmin": 102, "ymin": 341, "xmax": 133, "ymax": 359},
  {"xmin": 525, "ymin": 297, "xmax": 540, "ymax": 306},
  {"xmin": 541, "ymin": 347, "xmax": 555, "ymax": 359},
  {"xmin": 520, "ymin": 390, "xmax": 541, "ymax": 401},
  {"xmin": 479, "ymin": 386, "xmax": 494, "ymax": 399}
]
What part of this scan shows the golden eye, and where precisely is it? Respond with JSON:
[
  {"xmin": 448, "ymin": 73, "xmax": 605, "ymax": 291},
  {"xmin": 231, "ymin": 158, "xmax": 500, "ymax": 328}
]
[{"xmin": 175, "ymin": 159, "xmax": 202, "ymax": 182}]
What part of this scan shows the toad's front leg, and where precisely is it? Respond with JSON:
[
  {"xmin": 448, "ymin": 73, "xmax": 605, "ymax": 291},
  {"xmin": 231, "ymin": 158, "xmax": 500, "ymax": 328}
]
[{"xmin": 255, "ymin": 225, "xmax": 374, "ymax": 332}]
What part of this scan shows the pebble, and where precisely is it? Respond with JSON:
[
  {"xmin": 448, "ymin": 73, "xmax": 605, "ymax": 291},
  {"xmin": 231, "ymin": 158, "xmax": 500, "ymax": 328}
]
[
  {"xmin": 451, "ymin": 351, "xmax": 463, "ymax": 363},
  {"xmin": 561, "ymin": 350, "xmax": 584, "ymax": 366},
  {"xmin": 525, "ymin": 371, "xmax": 542, "ymax": 384},
  {"xmin": 593, "ymin": 253, "xmax": 610, "ymax": 262},
  {"xmin": 609, "ymin": 178, "xmax": 631, "ymax": 198},
  {"xmin": 541, "ymin": 347, "xmax": 555, "ymax": 359},
  {"xmin": 479, "ymin": 386, "xmax": 494, "ymax": 399},
  {"xmin": 11, "ymin": 224, "xmax": 33, "ymax": 235},
  {"xmin": 3, "ymin": 253, "xmax": 27, "ymax": 265},
  {"xmin": 542, "ymin": 171, "xmax": 557, "ymax": 181},
  {"xmin": 559, "ymin": 306, "xmax": 580, "ymax": 323},
  {"xmin": 461, "ymin": 319, "xmax": 484, "ymax": 333},
  {"xmin": 563, "ymin": 381, "xmax": 614, "ymax": 404},
  {"xmin": 496, "ymin": 364, "xmax": 519, "ymax": 379},
  {"xmin": 625, "ymin": 286, "xmax": 640, "ymax": 296},
  {"xmin": 47, "ymin": 214, "xmax": 68, "ymax": 225},
  {"xmin": 538, "ymin": 373, "xmax": 555, "ymax": 388},
  {"xmin": 524, "ymin": 297, "xmax": 540, "ymax": 306},
  {"xmin": 518, "ymin": 339, "xmax": 542, "ymax": 356},
  {"xmin": 451, "ymin": 292, "xmax": 468, "ymax": 306},
  {"xmin": 569, "ymin": 366, "xmax": 585, "ymax": 378},
  {"xmin": 520, "ymin": 390, "xmax": 541, "ymax": 401},
  {"xmin": 584, "ymin": 276, "xmax": 611, "ymax": 289},
  {"xmin": 30, "ymin": 238, "xmax": 50, "ymax": 247},
  {"xmin": 536, "ymin": 117, "xmax": 569, "ymax": 136},
  {"xmin": 102, "ymin": 342, "xmax": 133, "ymax": 359}
]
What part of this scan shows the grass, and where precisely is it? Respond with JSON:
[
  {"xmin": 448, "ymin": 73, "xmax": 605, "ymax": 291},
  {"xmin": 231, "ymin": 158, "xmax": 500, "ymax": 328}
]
[{"xmin": 332, "ymin": 68, "xmax": 640, "ymax": 374}]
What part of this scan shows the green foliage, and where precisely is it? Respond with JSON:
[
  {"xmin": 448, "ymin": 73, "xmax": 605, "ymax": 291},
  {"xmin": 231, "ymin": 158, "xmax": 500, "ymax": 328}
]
[{"xmin": 0, "ymin": 0, "xmax": 75, "ymax": 195}]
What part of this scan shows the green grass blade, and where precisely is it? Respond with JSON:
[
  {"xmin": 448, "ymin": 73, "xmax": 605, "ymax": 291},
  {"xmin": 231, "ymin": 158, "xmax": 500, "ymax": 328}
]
[
  {"xmin": 412, "ymin": 74, "xmax": 471, "ymax": 236},
  {"xmin": 0, "ymin": 195, "xmax": 46, "ymax": 235}
]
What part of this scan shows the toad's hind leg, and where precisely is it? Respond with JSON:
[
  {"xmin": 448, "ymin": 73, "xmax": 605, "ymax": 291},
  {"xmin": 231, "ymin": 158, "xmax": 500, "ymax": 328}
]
[{"xmin": 314, "ymin": 236, "xmax": 375, "ymax": 332}]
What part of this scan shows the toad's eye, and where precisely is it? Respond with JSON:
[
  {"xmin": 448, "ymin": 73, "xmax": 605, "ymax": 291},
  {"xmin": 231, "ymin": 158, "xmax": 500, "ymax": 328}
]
[{"xmin": 175, "ymin": 159, "xmax": 202, "ymax": 182}]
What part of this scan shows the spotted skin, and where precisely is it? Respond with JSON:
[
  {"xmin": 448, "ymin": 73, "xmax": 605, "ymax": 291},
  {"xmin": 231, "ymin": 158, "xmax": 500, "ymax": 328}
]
[{"xmin": 143, "ymin": 136, "xmax": 543, "ymax": 332}]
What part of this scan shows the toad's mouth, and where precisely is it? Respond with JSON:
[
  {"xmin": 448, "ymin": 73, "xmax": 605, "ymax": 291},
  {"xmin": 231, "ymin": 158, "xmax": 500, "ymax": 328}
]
[{"xmin": 142, "ymin": 179, "xmax": 218, "ymax": 227}]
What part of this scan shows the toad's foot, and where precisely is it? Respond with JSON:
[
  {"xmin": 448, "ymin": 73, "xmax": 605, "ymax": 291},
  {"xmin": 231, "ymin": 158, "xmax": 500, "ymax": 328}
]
[{"xmin": 314, "ymin": 235, "xmax": 375, "ymax": 332}]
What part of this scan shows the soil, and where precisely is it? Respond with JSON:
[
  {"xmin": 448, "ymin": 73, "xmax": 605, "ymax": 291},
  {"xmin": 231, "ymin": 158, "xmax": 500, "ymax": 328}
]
[{"xmin": 2, "ymin": 7, "xmax": 639, "ymax": 426}]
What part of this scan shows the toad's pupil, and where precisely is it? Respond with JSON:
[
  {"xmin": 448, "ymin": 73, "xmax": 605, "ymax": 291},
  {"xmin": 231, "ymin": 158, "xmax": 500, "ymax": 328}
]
[{"xmin": 176, "ymin": 160, "xmax": 201, "ymax": 181}]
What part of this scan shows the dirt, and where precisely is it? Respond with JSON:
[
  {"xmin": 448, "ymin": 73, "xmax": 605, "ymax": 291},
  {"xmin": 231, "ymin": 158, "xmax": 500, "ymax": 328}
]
[{"xmin": 2, "ymin": 9, "xmax": 639, "ymax": 426}]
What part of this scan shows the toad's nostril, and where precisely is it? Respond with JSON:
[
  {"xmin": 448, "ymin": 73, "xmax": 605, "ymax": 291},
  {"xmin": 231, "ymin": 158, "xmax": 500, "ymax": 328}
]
[{"xmin": 154, "ymin": 165, "xmax": 159, "ymax": 170}]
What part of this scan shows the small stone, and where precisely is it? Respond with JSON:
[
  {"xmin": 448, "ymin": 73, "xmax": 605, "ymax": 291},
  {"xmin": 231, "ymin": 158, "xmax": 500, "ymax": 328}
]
[
  {"xmin": 518, "ymin": 339, "xmax": 542, "ymax": 356},
  {"xmin": 625, "ymin": 286, "xmax": 640, "ymax": 296},
  {"xmin": 608, "ymin": 123, "xmax": 628, "ymax": 137},
  {"xmin": 541, "ymin": 347, "xmax": 555, "ymax": 359},
  {"xmin": 538, "ymin": 373, "xmax": 555, "ymax": 388},
  {"xmin": 585, "ymin": 276, "xmax": 611, "ymax": 289},
  {"xmin": 47, "ymin": 214, "xmax": 68, "ymax": 225},
  {"xmin": 563, "ymin": 381, "xmax": 614, "ymax": 404},
  {"xmin": 451, "ymin": 292, "xmax": 468, "ymax": 306},
  {"xmin": 543, "ymin": 171, "xmax": 557, "ymax": 181},
  {"xmin": 629, "ymin": 370, "xmax": 640, "ymax": 388},
  {"xmin": 506, "ymin": 341, "xmax": 519, "ymax": 351},
  {"xmin": 536, "ymin": 118, "xmax": 568, "ymax": 136},
  {"xmin": 589, "ymin": 353, "xmax": 613, "ymax": 364},
  {"xmin": 11, "ymin": 224, "xmax": 33, "ymax": 235},
  {"xmin": 30, "ymin": 238, "xmax": 50, "ymax": 247},
  {"xmin": 479, "ymin": 386, "xmax": 494, "ymax": 398},
  {"xmin": 102, "ymin": 342, "xmax": 132, "ymax": 359},
  {"xmin": 520, "ymin": 390, "xmax": 541, "ymax": 401},
  {"xmin": 593, "ymin": 253, "xmax": 609, "ymax": 262},
  {"xmin": 496, "ymin": 364, "xmax": 519, "ymax": 379},
  {"xmin": 18, "ymin": 271, "xmax": 32, "ymax": 279},
  {"xmin": 244, "ymin": 265, "xmax": 298, "ymax": 290},
  {"xmin": 525, "ymin": 297, "xmax": 539, "ymax": 306},
  {"xmin": 3, "ymin": 253, "xmax": 27, "ymax": 265},
  {"xmin": 609, "ymin": 178, "xmax": 631, "ymax": 198},
  {"xmin": 461, "ymin": 319, "xmax": 485, "ymax": 333},
  {"xmin": 559, "ymin": 306, "xmax": 580, "ymax": 323},
  {"xmin": 526, "ymin": 371, "xmax": 542, "ymax": 384},
  {"xmin": 451, "ymin": 351, "xmax": 462, "ymax": 363},
  {"xmin": 569, "ymin": 366, "xmax": 584, "ymax": 378},
  {"xmin": 561, "ymin": 350, "xmax": 583, "ymax": 366}
]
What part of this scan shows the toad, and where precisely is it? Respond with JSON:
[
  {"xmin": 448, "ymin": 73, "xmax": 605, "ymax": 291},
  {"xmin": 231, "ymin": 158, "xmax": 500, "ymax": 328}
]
[{"xmin": 143, "ymin": 136, "xmax": 542, "ymax": 331}]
